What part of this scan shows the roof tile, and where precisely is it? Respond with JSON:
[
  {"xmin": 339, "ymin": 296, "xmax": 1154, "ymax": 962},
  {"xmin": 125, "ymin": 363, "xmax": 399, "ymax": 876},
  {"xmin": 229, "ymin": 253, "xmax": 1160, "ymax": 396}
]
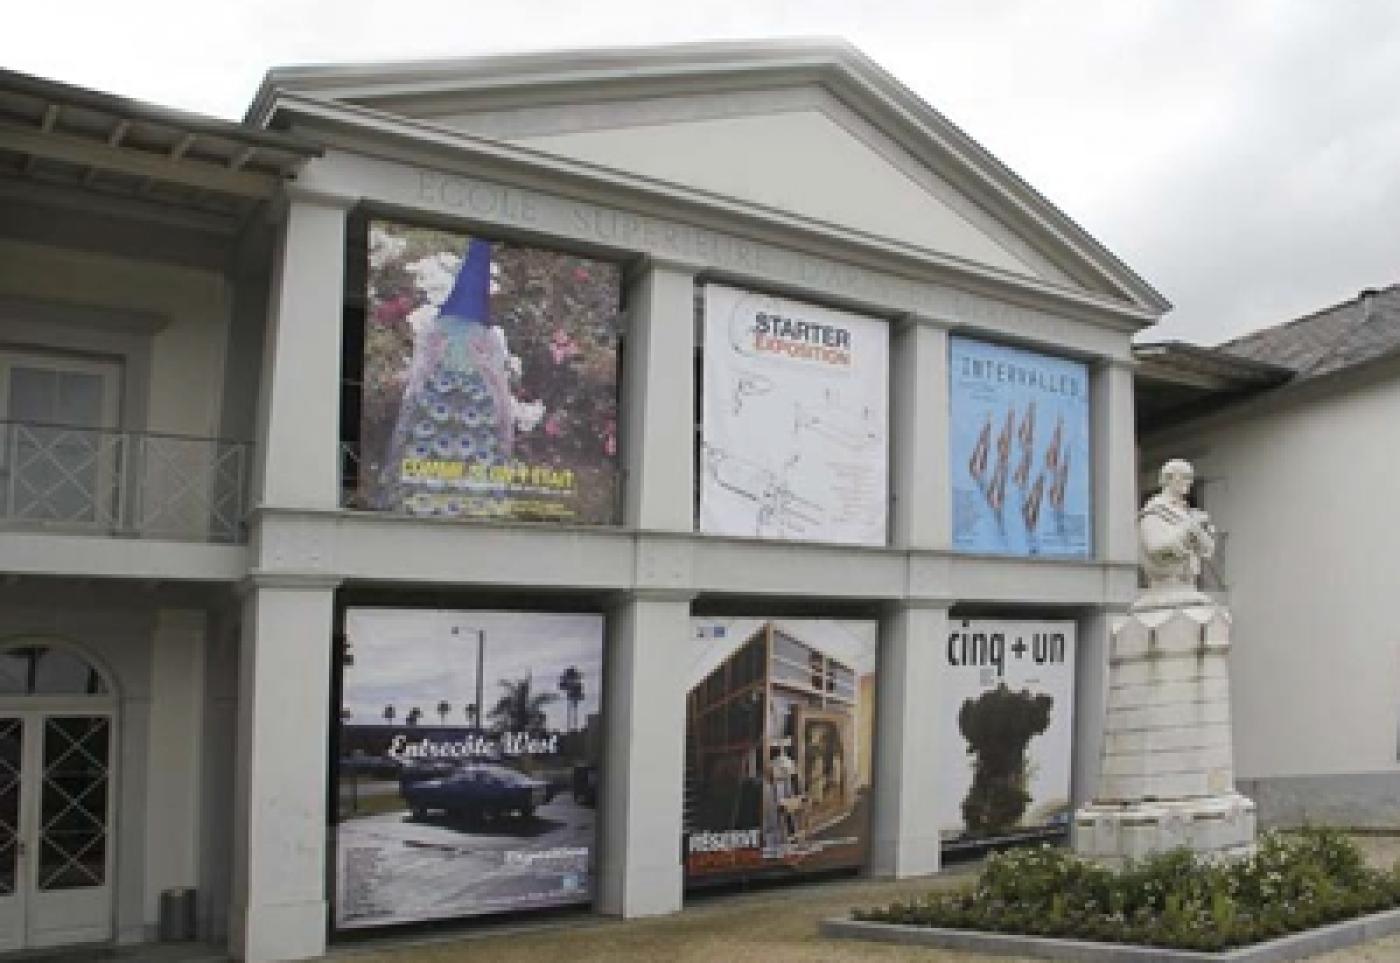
[{"xmin": 1221, "ymin": 284, "xmax": 1400, "ymax": 380}]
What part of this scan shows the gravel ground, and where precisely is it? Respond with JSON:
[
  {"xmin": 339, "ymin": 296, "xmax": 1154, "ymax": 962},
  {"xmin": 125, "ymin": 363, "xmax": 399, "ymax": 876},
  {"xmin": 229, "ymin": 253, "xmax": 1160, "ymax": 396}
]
[{"xmin": 333, "ymin": 836, "xmax": 1400, "ymax": 962}]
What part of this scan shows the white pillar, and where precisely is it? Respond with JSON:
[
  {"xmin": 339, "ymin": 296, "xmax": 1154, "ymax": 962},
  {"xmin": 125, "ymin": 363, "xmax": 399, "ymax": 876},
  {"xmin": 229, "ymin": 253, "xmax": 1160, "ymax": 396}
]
[
  {"xmin": 890, "ymin": 320, "xmax": 950, "ymax": 550},
  {"xmin": 870, "ymin": 601, "xmax": 948, "ymax": 877},
  {"xmin": 144, "ymin": 609, "xmax": 206, "ymax": 927},
  {"xmin": 597, "ymin": 591, "xmax": 688, "ymax": 916},
  {"xmin": 622, "ymin": 261, "xmax": 695, "ymax": 532},
  {"xmin": 254, "ymin": 188, "xmax": 350, "ymax": 511},
  {"xmin": 1071, "ymin": 609, "xmax": 1117, "ymax": 809},
  {"xmin": 229, "ymin": 579, "xmax": 337, "ymax": 962},
  {"xmin": 1093, "ymin": 360, "xmax": 1138, "ymax": 564}
]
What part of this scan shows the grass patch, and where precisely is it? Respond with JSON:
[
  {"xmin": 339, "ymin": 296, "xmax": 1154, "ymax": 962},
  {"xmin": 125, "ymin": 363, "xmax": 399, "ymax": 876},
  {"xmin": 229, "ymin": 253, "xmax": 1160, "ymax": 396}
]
[
  {"xmin": 855, "ymin": 828, "xmax": 1400, "ymax": 953},
  {"xmin": 339, "ymin": 790, "xmax": 410, "ymax": 820}
]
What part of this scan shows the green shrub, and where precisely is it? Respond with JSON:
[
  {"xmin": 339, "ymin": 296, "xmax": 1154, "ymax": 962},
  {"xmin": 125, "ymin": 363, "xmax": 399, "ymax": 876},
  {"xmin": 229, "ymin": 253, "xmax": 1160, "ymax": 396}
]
[{"xmin": 855, "ymin": 829, "xmax": 1400, "ymax": 951}]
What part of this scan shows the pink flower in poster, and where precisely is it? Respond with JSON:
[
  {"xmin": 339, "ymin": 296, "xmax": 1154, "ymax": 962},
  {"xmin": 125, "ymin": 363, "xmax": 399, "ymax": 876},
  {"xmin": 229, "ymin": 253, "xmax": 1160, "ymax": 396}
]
[
  {"xmin": 549, "ymin": 328, "xmax": 581, "ymax": 365},
  {"xmin": 373, "ymin": 293, "xmax": 413, "ymax": 327},
  {"xmin": 603, "ymin": 421, "xmax": 617, "ymax": 457},
  {"xmin": 543, "ymin": 412, "xmax": 564, "ymax": 438}
]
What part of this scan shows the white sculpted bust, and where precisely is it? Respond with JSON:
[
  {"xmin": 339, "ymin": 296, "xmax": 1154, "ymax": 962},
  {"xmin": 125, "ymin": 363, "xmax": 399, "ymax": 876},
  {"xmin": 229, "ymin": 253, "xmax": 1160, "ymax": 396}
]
[{"xmin": 1136, "ymin": 459, "xmax": 1216, "ymax": 609}]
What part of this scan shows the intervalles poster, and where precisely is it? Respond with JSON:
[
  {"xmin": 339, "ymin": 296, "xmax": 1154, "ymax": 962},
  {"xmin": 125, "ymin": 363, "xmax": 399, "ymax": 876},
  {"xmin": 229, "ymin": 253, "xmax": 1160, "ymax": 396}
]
[
  {"xmin": 700, "ymin": 285, "xmax": 889, "ymax": 546},
  {"xmin": 360, "ymin": 220, "xmax": 621, "ymax": 523},
  {"xmin": 937, "ymin": 619, "xmax": 1076, "ymax": 844},
  {"xmin": 949, "ymin": 337, "xmax": 1091, "ymax": 557},
  {"xmin": 335, "ymin": 609, "xmax": 602, "ymax": 929},
  {"xmin": 684, "ymin": 618, "xmax": 876, "ymax": 884}
]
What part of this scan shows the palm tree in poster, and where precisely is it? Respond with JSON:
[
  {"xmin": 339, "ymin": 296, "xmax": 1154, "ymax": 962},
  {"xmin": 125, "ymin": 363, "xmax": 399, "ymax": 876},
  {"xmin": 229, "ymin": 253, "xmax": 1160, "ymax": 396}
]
[
  {"xmin": 557, "ymin": 666, "xmax": 584, "ymax": 732},
  {"xmin": 436, "ymin": 700, "xmax": 451, "ymax": 726},
  {"xmin": 382, "ymin": 705, "xmax": 396, "ymax": 725},
  {"xmin": 406, "ymin": 706, "xmax": 423, "ymax": 727},
  {"xmin": 489, "ymin": 674, "xmax": 559, "ymax": 732}
]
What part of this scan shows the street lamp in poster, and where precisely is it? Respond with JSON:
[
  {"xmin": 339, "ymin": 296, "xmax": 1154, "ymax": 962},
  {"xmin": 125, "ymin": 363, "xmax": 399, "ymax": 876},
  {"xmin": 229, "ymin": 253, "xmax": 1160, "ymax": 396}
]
[
  {"xmin": 700, "ymin": 285, "xmax": 889, "ymax": 546},
  {"xmin": 937, "ymin": 619, "xmax": 1076, "ymax": 845},
  {"xmin": 949, "ymin": 336, "xmax": 1091, "ymax": 557},
  {"xmin": 335, "ymin": 609, "xmax": 603, "ymax": 929},
  {"xmin": 684, "ymin": 618, "xmax": 877, "ymax": 884},
  {"xmin": 359, "ymin": 220, "xmax": 622, "ymax": 524}
]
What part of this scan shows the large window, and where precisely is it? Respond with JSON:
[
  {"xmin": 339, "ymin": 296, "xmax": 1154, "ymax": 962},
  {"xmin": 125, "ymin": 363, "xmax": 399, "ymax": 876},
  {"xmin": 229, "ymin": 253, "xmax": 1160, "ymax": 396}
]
[{"xmin": 0, "ymin": 350, "xmax": 122, "ymax": 527}]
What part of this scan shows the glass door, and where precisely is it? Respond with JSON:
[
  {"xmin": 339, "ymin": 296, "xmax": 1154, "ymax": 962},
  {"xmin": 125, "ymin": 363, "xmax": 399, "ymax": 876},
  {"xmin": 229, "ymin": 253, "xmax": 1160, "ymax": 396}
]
[
  {"xmin": 0, "ymin": 712, "xmax": 114, "ymax": 952},
  {"xmin": 25, "ymin": 714, "xmax": 114, "ymax": 950},
  {"xmin": 0, "ymin": 351, "xmax": 122, "ymax": 528},
  {"xmin": 0, "ymin": 717, "xmax": 23, "ymax": 953}
]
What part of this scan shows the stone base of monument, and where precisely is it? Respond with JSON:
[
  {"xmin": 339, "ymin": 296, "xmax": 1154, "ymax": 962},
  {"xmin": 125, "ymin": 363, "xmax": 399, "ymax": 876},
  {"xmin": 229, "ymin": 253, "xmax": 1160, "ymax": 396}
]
[
  {"xmin": 1073, "ymin": 601, "xmax": 1258, "ymax": 867},
  {"xmin": 1074, "ymin": 793, "xmax": 1257, "ymax": 869}
]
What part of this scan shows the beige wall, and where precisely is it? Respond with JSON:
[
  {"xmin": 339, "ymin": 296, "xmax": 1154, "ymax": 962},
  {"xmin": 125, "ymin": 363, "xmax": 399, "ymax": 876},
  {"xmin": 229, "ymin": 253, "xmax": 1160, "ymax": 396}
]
[
  {"xmin": 1143, "ymin": 361, "xmax": 1400, "ymax": 782},
  {"xmin": 517, "ymin": 110, "xmax": 1040, "ymax": 278},
  {"xmin": 0, "ymin": 239, "xmax": 231, "ymax": 438}
]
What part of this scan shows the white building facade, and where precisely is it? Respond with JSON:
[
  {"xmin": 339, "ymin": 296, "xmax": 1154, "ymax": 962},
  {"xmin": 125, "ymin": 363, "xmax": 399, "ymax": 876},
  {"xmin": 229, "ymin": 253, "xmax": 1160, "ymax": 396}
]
[
  {"xmin": 0, "ymin": 41, "xmax": 1164, "ymax": 961},
  {"xmin": 1137, "ymin": 286, "xmax": 1400, "ymax": 832}
]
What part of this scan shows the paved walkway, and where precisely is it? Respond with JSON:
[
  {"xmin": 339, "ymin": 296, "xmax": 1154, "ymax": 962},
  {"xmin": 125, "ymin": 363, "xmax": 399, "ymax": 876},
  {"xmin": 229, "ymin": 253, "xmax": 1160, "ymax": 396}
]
[
  {"xmin": 335, "ymin": 837, "xmax": 1400, "ymax": 962},
  {"xmin": 12, "ymin": 838, "xmax": 1398, "ymax": 962}
]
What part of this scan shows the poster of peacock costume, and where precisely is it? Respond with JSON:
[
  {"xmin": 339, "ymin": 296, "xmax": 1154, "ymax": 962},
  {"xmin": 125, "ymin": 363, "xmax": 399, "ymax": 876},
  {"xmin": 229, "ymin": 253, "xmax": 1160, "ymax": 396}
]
[{"xmin": 360, "ymin": 220, "xmax": 621, "ymax": 523}]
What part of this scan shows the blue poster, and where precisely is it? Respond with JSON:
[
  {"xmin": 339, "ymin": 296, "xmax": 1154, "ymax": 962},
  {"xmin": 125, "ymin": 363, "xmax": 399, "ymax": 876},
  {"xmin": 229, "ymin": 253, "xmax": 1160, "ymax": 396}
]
[{"xmin": 949, "ymin": 337, "xmax": 1091, "ymax": 557}]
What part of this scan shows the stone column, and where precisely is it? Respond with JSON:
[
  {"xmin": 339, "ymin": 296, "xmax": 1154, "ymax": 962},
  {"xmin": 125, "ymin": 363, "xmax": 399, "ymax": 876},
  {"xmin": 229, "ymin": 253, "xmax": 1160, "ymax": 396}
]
[
  {"xmin": 870, "ymin": 601, "xmax": 948, "ymax": 877},
  {"xmin": 622, "ymin": 260, "xmax": 695, "ymax": 532},
  {"xmin": 890, "ymin": 319, "xmax": 950, "ymax": 550},
  {"xmin": 144, "ymin": 609, "xmax": 206, "ymax": 926},
  {"xmin": 1071, "ymin": 609, "xmax": 1117, "ymax": 809},
  {"xmin": 1093, "ymin": 360, "xmax": 1138, "ymax": 565},
  {"xmin": 253, "ymin": 188, "xmax": 351, "ymax": 511},
  {"xmin": 229, "ymin": 578, "xmax": 338, "ymax": 962},
  {"xmin": 597, "ymin": 591, "xmax": 689, "ymax": 917}
]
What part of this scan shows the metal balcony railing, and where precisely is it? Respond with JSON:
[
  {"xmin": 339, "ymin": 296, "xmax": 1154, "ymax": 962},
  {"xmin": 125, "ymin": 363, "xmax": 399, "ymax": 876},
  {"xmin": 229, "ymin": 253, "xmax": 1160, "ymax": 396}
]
[{"xmin": 0, "ymin": 421, "xmax": 251, "ymax": 543}]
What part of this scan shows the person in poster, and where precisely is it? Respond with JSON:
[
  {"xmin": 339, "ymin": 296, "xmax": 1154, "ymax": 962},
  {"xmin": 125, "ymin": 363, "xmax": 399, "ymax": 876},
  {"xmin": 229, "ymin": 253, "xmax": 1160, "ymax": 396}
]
[
  {"xmin": 360, "ymin": 220, "xmax": 621, "ymax": 524},
  {"xmin": 335, "ymin": 609, "xmax": 603, "ymax": 929},
  {"xmin": 683, "ymin": 619, "xmax": 877, "ymax": 884},
  {"xmin": 949, "ymin": 337, "xmax": 1091, "ymax": 556},
  {"xmin": 938, "ymin": 619, "xmax": 1076, "ymax": 844},
  {"xmin": 700, "ymin": 286, "xmax": 889, "ymax": 546}
]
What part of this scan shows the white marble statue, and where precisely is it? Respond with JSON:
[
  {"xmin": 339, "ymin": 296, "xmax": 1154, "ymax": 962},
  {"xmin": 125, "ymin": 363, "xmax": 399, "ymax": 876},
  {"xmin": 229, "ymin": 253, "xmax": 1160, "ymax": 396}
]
[
  {"xmin": 1135, "ymin": 459, "xmax": 1216, "ymax": 610},
  {"xmin": 1073, "ymin": 457, "xmax": 1255, "ymax": 867}
]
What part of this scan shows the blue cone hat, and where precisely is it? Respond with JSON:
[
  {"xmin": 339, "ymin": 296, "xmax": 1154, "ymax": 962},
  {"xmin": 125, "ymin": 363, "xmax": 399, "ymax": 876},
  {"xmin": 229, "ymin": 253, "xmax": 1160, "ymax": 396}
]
[{"xmin": 438, "ymin": 238, "xmax": 493, "ymax": 321}]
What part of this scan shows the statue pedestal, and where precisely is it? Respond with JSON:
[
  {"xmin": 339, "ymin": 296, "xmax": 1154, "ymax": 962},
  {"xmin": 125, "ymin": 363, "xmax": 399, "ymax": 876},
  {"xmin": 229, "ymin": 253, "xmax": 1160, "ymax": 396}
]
[{"xmin": 1073, "ymin": 603, "xmax": 1256, "ymax": 868}]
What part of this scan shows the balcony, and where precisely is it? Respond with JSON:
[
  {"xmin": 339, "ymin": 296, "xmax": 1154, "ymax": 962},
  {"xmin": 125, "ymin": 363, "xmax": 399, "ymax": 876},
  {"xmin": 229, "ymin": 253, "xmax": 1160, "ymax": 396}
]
[{"xmin": 0, "ymin": 421, "xmax": 251, "ymax": 543}]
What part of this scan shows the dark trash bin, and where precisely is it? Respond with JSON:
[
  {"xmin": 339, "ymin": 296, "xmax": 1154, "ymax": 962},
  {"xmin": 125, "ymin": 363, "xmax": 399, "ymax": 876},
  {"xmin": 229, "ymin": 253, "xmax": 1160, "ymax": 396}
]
[{"xmin": 159, "ymin": 886, "xmax": 197, "ymax": 942}]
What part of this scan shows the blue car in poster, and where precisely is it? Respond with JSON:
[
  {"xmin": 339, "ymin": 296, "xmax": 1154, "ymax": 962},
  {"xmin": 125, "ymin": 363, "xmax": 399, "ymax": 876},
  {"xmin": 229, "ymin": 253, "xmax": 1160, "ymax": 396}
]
[{"xmin": 400, "ymin": 763, "xmax": 550, "ymax": 821}]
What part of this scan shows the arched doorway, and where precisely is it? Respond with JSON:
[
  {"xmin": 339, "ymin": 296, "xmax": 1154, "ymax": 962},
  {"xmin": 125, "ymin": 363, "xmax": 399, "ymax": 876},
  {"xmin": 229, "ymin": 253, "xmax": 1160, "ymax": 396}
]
[{"xmin": 0, "ymin": 641, "xmax": 117, "ymax": 952}]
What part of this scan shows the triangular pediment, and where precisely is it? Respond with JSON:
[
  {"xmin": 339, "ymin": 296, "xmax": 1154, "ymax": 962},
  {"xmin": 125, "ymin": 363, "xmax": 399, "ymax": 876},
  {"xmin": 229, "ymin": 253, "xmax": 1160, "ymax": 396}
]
[
  {"xmin": 250, "ymin": 40, "xmax": 1168, "ymax": 315},
  {"xmin": 499, "ymin": 107, "xmax": 1045, "ymax": 279}
]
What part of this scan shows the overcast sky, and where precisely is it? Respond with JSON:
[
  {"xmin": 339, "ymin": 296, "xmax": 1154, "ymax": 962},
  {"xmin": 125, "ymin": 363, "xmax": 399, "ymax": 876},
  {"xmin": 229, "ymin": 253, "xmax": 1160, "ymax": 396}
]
[{"xmin": 7, "ymin": 1, "xmax": 1398, "ymax": 344}]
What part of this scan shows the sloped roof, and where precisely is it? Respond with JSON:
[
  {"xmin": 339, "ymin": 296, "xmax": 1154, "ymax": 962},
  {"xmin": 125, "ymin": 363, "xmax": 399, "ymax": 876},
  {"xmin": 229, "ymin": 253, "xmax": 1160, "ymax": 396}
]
[
  {"xmin": 1220, "ymin": 284, "xmax": 1400, "ymax": 381},
  {"xmin": 0, "ymin": 67, "xmax": 318, "ymax": 223}
]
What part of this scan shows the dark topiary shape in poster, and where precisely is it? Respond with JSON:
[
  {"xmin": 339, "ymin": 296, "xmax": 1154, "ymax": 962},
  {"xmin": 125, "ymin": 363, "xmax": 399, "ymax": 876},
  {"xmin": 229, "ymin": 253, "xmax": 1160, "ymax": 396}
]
[{"xmin": 957, "ymin": 683, "xmax": 1053, "ymax": 836}]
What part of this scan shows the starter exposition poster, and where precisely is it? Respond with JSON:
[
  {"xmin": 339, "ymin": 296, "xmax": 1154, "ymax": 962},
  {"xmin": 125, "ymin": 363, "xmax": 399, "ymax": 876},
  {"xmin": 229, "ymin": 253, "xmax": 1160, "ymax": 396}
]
[
  {"xmin": 335, "ymin": 609, "xmax": 602, "ymax": 929},
  {"xmin": 700, "ymin": 285, "xmax": 889, "ymax": 546},
  {"xmin": 685, "ymin": 618, "xmax": 877, "ymax": 884},
  {"xmin": 937, "ymin": 619, "xmax": 1075, "ymax": 843},
  {"xmin": 360, "ymin": 219, "xmax": 621, "ymax": 524},
  {"xmin": 949, "ymin": 337, "xmax": 1090, "ymax": 557}
]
